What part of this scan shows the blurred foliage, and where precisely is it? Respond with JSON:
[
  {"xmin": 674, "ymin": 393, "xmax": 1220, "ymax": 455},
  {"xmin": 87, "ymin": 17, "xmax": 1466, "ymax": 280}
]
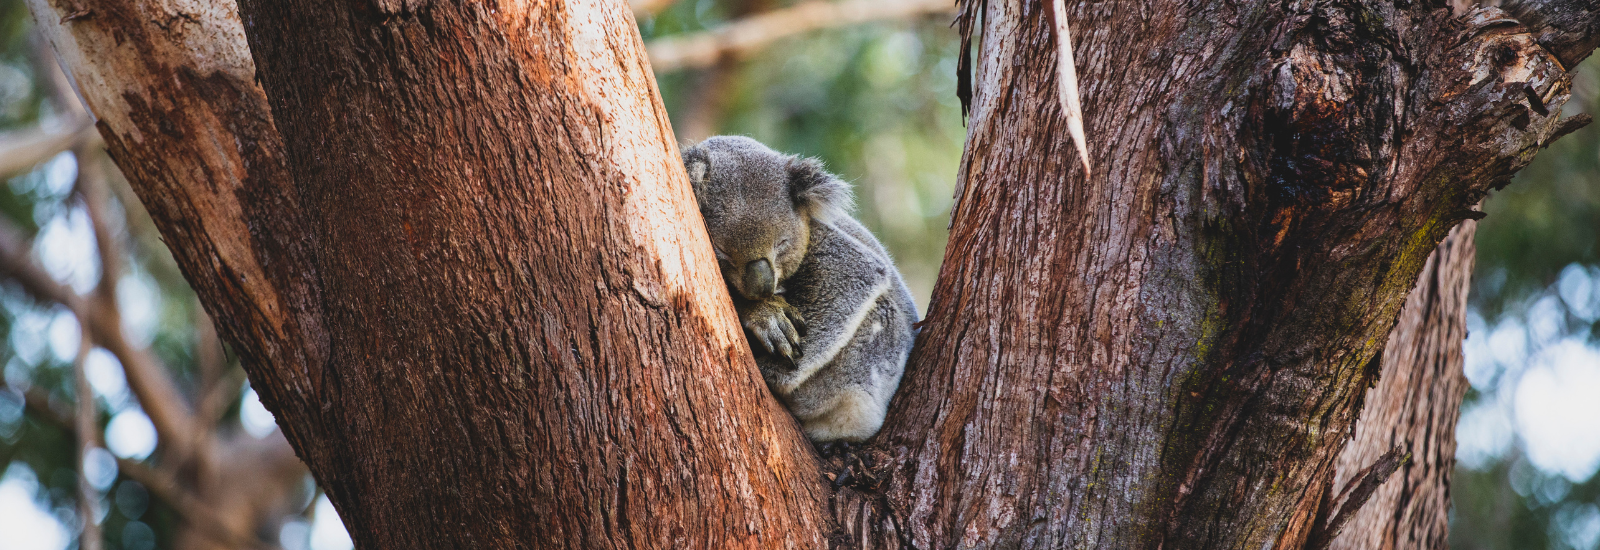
[
  {"xmin": 0, "ymin": 0, "xmax": 1595, "ymax": 548},
  {"xmin": 1450, "ymin": 54, "xmax": 1600, "ymax": 550},
  {"xmin": 1452, "ymin": 448, "xmax": 1600, "ymax": 550},
  {"xmin": 1475, "ymin": 55, "xmax": 1600, "ymax": 333}
]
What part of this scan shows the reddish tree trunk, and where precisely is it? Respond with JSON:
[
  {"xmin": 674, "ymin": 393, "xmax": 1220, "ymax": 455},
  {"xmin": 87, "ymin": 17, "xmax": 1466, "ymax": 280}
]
[
  {"xmin": 845, "ymin": 1, "xmax": 1592, "ymax": 548},
  {"xmin": 227, "ymin": 0, "xmax": 832, "ymax": 546}
]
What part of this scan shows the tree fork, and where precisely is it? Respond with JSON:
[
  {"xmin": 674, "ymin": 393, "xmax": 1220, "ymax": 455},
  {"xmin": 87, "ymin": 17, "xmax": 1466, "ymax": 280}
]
[{"xmin": 27, "ymin": 0, "xmax": 1598, "ymax": 549}]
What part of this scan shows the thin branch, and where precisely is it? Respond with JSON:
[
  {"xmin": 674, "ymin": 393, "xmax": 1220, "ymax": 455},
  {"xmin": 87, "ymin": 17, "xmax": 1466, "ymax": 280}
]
[
  {"xmin": 74, "ymin": 140, "xmax": 203, "ymax": 463},
  {"xmin": 195, "ymin": 303, "xmax": 245, "ymax": 432},
  {"xmin": 0, "ymin": 204, "xmax": 201, "ymax": 463},
  {"xmin": 0, "ymin": 32, "xmax": 95, "ymax": 180},
  {"xmin": 0, "ymin": 124, "xmax": 95, "ymax": 179},
  {"xmin": 0, "ymin": 363, "xmax": 275, "ymax": 550},
  {"xmin": 674, "ymin": 0, "xmax": 774, "ymax": 141},
  {"xmin": 646, "ymin": 0, "xmax": 954, "ymax": 72},
  {"xmin": 0, "ymin": 215, "xmax": 79, "ymax": 306},
  {"xmin": 115, "ymin": 456, "xmax": 284, "ymax": 550},
  {"xmin": 630, "ymin": 0, "xmax": 680, "ymax": 17},
  {"xmin": 73, "ymin": 319, "xmax": 103, "ymax": 550},
  {"xmin": 76, "ymin": 146, "xmax": 119, "ymax": 305}
]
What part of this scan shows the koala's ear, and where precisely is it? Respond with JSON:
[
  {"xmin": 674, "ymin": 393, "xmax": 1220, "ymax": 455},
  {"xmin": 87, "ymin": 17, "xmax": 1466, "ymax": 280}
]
[
  {"xmin": 682, "ymin": 146, "xmax": 711, "ymax": 197},
  {"xmin": 787, "ymin": 156, "xmax": 852, "ymax": 223}
]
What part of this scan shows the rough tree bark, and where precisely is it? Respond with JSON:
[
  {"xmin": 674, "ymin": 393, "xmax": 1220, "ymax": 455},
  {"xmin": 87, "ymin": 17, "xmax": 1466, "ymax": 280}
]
[
  {"xmin": 842, "ymin": 1, "xmax": 1594, "ymax": 548},
  {"xmin": 26, "ymin": 0, "xmax": 1597, "ymax": 549},
  {"xmin": 1323, "ymin": 223, "xmax": 1474, "ymax": 550},
  {"xmin": 31, "ymin": 0, "xmax": 831, "ymax": 547}
]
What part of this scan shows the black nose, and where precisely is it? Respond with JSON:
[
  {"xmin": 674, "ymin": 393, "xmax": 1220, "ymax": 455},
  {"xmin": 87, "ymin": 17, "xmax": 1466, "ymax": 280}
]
[{"xmin": 743, "ymin": 259, "xmax": 776, "ymax": 298}]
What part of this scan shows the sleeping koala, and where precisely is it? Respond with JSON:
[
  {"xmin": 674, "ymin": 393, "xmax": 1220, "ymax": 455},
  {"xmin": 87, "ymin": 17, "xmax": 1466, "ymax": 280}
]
[{"xmin": 683, "ymin": 136, "xmax": 918, "ymax": 443}]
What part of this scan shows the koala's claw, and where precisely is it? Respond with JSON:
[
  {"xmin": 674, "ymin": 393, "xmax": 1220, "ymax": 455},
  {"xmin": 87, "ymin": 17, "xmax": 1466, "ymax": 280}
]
[{"xmin": 741, "ymin": 297, "xmax": 804, "ymax": 365}]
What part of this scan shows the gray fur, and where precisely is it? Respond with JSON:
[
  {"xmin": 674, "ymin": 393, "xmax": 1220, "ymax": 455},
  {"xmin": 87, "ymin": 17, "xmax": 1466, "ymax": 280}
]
[{"xmin": 683, "ymin": 136, "xmax": 918, "ymax": 442}]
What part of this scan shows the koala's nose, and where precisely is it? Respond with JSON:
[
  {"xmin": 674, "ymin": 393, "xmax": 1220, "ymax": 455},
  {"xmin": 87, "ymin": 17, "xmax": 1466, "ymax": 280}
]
[{"xmin": 743, "ymin": 259, "xmax": 776, "ymax": 298}]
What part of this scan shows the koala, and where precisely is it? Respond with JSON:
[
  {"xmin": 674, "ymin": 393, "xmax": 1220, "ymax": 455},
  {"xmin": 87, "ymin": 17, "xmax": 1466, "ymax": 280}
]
[{"xmin": 683, "ymin": 136, "xmax": 918, "ymax": 443}]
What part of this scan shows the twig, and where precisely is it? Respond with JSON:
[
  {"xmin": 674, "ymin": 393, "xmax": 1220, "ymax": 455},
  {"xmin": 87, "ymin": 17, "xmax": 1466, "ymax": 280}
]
[
  {"xmin": 73, "ymin": 316, "xmax": 102, "ymax": 550},
  {"xmin": 646, "ymin": 0, "xmax": 954, "ymax": 72},
  {"xmin": 0, "ymin": 124, "xmax": 96, "ymax": 179},
  {"xmin": 72, "ymin": 143, "xmax": 203, "ymax": 463},
  {"xmin": 0, "ymin": 33, "xmax": 96, "ymax": 179},
  {"xmin": 630, "ymin": 0, "xmax": 680, "ymax": 17},
  {"xmin": 195, "ymin": 303, "xmax": 245, "ymax": 431},
  {"xmin": 115, "ymin": 456, "xmax": 284, "ymax": 550},
  {"xmin": 0, "ymin": 189, "xmax": 201, "ymax": 464},
  {"xmin": 673, "ymin": 0, "xmax": 775, "ymax": 141},
  {"xmin": 76, "ymin": 146, "xmax": 118, "ymax": 305},
  {"xmin": 0, "ymin": 369, "xmax": 274, "ymax": 550}
]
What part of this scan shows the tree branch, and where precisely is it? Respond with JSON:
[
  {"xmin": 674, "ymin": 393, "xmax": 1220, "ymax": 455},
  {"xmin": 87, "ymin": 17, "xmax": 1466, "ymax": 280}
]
[
  {"xmin": 73, "ymin": 319, "xmax": 103, "ymax": 550},
  {"xmin": 646, "ymin": 0, "xmax": 954, "ymax": 72},
  {"xmin": 1502, "ymin": 0, "xmax": 1600, "ymax": 68},
  {"xmin": 0, "ymin": 363, "xmax": 274, "ymax": 550},
  {"xmin": 0, "ymin": 34, "xmax": 96, "ymax": 179},
  {"xmin": 116, "ymin": 455, "xmax": 284, "ymax": 550},
  {"xmin": 630, "ymin": 0, "xmax": 680, "ymax": 17},
  {"xmin": 0, "ymin": 210, "xmax": 200, "ymax": 463},
  {"xmin": 194, "ymin": 304, "xmax": 243, "ymax": 430},
  {"xmin": 0, "ymin": 124, "xmax": 95, "ymax": 179}
]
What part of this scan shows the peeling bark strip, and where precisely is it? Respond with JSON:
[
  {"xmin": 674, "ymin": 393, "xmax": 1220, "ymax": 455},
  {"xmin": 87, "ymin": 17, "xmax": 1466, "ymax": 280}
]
[{"xmin": 854, "ymin": 1, "xmax": 1596, "ymax": 548}]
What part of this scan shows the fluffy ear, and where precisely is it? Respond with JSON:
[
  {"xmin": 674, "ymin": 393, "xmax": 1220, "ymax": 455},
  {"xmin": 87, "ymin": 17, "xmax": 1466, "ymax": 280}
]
[
  {"xmin": 787, "ymin": 156, "xmax": 852, "ymax": 223},
  {"xmin": 682, "ymin": 145, "xmax": 711, "ymax": 197}
]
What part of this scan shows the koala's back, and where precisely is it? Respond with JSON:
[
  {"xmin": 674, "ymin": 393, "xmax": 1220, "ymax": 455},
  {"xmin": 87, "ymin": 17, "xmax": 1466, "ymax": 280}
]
[{"xmin": 760, "ymin": 216, "xmax": 918, "ymax": 442}]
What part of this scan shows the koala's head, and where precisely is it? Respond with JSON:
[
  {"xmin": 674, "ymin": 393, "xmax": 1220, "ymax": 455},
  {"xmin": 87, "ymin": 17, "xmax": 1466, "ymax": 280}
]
[{"xmin": 682, "ymin": 136, "xmax": 851, "ymax": 301}]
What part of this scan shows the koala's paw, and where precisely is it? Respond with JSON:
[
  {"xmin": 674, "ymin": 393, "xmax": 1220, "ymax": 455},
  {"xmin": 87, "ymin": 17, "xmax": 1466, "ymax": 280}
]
[{"xmin": 741, "ymin": 296, "xmax": 807, "ymax": 366}]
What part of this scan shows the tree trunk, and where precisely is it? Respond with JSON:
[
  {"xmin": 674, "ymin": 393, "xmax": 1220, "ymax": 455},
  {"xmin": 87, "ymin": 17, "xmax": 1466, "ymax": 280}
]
[
  {"xmin": 1323, "ymin": 223, "xmax": 1474, "ymax": 550},
  {"xmin": 37, "ymin": 0, "xmax": 834, "ymax": 547},
  {"xmin": 845, "ymin": 1, "xmax": 1592, "ymax": 548},
  {"xmin": 30, "ymin": 0, "xmax": 1597, "ymax": 549}
]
